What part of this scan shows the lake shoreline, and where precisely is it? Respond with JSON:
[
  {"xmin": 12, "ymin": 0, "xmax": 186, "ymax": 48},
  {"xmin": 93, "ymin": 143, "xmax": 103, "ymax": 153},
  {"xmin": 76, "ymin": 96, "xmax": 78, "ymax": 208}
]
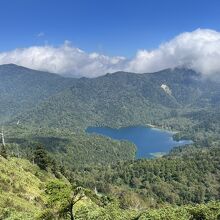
[{"xmin": 86, "ymin": 125, "xmax": 193, "ymax": 159}]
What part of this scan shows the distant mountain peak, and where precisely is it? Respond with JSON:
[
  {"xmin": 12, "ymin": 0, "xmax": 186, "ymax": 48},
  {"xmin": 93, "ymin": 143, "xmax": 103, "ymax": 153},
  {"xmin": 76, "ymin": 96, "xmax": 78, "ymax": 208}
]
[
  {"xmin": 0, "ymin": 63, "xmax": 29, "ymax": 69},
  {"xmin": 0, "ymin": 63, "xmax": 63, "ymax": 78}
]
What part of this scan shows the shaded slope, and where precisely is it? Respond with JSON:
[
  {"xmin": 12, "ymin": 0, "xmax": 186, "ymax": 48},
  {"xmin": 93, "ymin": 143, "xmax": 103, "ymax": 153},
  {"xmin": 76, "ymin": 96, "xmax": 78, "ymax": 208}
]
[
  {"xmin": 0, "ymin": 64, "xmax": 73, "ymax": 122},
  {"xmin": 13, "ymin": 68, "xmax": 220, "ymax": 130}
]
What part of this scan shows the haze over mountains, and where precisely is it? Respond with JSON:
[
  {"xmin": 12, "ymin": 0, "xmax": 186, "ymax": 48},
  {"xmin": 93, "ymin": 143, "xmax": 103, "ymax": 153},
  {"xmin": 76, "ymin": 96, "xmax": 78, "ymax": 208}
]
[{"xmin": 0, "ymin": 63, "xmax": 219, "ymax": 131}]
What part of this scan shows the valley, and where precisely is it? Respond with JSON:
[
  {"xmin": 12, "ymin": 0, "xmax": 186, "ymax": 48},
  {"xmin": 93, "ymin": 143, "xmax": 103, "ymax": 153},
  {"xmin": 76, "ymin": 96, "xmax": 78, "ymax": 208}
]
[
  {"xmin": 0, "ymin": 64, "xmax": 220, "ymax": 219},
  {"xmin": 2, "ymin": 1, "xmax": 220, "ymax": 219}
]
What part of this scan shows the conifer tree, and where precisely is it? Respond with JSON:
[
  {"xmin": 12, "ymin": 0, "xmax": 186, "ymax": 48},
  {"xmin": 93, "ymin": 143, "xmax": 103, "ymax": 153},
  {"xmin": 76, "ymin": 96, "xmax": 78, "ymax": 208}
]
[
  {"xmin": 33, "ymin": 144, "xmax": 49, "ymax": 170},
  {"xmin": 0, "ymin": 144, "xmax": 7, "ymax": 159}
]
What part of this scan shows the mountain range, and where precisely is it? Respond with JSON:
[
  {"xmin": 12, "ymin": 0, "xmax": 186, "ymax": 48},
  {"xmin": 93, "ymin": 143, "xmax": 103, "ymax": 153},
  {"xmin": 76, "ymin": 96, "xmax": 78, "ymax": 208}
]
[
  {"xmin": 1, "ymin": 64, "xmax": 220, "ymax": 219},
  {"xmin": 1, "ymin": 64, "xmax": 219, "ymax": 131},
  {"xmin": 0, "ymin": 64, "xmax": 220, "ymax": 168}
]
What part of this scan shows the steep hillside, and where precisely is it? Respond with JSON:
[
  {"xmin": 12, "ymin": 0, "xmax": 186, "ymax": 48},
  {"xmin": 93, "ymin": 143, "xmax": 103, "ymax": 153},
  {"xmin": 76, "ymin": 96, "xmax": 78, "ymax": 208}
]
[
  {"xmin": 11, "ymin": 68, "xmax": 220, "ymax": 130},
  {"xmin": 1, "ymin": 64, "xmax": 218, "ymax": 132},
  {"xmin": 1, "ymin": 65, "xmax": 219, "ymax": 169},
  {"xmin": 1, "ymin": 155, "xmax": 220, "ymax": 220},
  {"xmin": 0, "ymin": 156, "xmax": 69, "ymax": 219},
  {"xmin": 0, "ymin": 64, "xmax": 73, "ymax": 122},
  {"xmin": 1, "ymin": 65, "xmax": 220, "ymax": 169}
]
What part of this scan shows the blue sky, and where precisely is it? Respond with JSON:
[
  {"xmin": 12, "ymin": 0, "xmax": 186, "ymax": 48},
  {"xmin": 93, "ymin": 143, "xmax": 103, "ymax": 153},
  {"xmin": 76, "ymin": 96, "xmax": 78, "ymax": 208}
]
[
  {"xmin": 1, "ymin": 0, "xmax": 220, "ymax": 57},
  {"xmin": 1, "ymin": 0, "xmax": 220, "ymax": 77}
]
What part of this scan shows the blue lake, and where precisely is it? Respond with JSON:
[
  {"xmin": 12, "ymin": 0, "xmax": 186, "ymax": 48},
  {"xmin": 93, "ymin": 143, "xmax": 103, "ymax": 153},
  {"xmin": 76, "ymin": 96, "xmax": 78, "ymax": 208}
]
[{"xmin": 86, "ymin": 126, "xmax": 192, "ymax": 158}]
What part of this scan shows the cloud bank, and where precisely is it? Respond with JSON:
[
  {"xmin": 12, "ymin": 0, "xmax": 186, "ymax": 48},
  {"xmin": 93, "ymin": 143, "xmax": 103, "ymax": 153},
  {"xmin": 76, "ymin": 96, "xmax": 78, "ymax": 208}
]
[
  {"xmin": 128, "ymin": 29, "xmax": 220, "ymax": 78},
  {"xmin": 0, "ymin": 29, "xmax": 220, "ymax": 78},
  {"xmin": 0, "ymin": 41, "xmax": 126, "ymax": 77}
]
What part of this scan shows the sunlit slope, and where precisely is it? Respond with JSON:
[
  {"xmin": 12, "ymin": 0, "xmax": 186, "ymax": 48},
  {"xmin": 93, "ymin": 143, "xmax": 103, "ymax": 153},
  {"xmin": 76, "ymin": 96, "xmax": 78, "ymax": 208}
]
[{"xmin": 0, "ymin": 156, "xmax": 68, "ymax": 219}]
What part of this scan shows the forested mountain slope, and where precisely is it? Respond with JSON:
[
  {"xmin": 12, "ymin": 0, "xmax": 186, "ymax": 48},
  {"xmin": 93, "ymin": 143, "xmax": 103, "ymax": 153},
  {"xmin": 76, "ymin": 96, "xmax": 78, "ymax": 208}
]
[
  {"xmin": 9, "ymin": 67, "xmax": 220, "ymax": 130},
  {"xmin": 71, "ymin": 147, "xmax": 220, "ymax": 208},
  {"xmin": 0, "ymin": 64, "xmax": 73, "ymax": 122},
  {"xmin": 1, "ymin": 64, "xmax": 220, "ymax": 219},
  {"xmin": 1, "ymin": 64, "xmax": 219, "ymax": 169}
]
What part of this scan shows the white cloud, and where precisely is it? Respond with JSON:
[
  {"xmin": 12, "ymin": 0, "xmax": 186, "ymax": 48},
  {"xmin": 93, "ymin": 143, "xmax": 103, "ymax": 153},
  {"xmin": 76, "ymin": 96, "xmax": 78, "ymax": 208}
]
[
  {"xmin": 1, "ymin": 28, "xmax": 220, "ymax": 78},
  {"xmin": 37, "ymin": 32, "xmax": 45, "ymax": 37},
  {"xmin": 127, "ymin": 29, "xmax": 220, "ymax": 78},
  {"xmin": 0, "ymin": 41, "xmax": 126, "ymax": 77}
]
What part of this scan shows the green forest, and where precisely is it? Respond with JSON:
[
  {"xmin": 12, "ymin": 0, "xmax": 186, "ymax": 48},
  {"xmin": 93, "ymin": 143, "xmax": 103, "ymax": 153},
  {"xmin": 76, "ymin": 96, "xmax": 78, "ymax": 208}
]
[{"xmin": 0, "ymin": 65, "xmax": 220, "ymax": 219}]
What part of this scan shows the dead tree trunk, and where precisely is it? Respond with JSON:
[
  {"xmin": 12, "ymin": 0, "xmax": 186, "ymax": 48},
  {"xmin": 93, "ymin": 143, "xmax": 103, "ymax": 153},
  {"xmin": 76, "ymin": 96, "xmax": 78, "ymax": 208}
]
[
  {"xmin": 1, "ymin": 127, "xmax": 5, "ymax": 147},
  {"xmin": 0, "ymin": 127, "xmax": 7, "ymax": 158}
]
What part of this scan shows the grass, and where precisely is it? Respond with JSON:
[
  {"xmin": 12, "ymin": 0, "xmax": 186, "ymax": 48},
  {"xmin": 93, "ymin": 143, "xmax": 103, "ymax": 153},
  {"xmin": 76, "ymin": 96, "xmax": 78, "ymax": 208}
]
[{"xmin": 0, "ymin": 156, "xmax": 62, "ymax": 219}]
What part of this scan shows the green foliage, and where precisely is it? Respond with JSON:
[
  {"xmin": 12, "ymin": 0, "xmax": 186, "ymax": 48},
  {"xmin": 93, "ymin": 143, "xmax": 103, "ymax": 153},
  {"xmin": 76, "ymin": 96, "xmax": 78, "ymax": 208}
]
[
  {"xmin": 0, "ymin": 64, "xmax": 72, "ymax": 123},
  {"xmin": 44, "ymin": 180, "xmax": 72, "ymax": 219},
  {"xmin": 2, "ymin": 66, "xmax": 218, "ymax": 136},
  {"xmin": 138, "ymin": 202, "xmax": 220, "ymax": 220},
  {"xmin": 1, "ymin": 156, "xmax": 220, "ymax": 220},
  {"xmin": 0, "ymin": 144, "xmax": 7, "ymax": 158},
  {"xmin": 44, "ymin": 180, "xmax": 110, "ymax": 220},
  {"xmin": 1, "ymin": 65, "xmax": 219, "ymax": 169},
  {"xmin": 4, "ymin": 126, "xmax": 136, "ymax": 168},
  {"xmin": 9, "ymin": 68, "xmax": 208, "ymax": 130},
  {"xmin": 69, "ymin": 147, "xmax": 220, "ymax": 209},
  {"xmin": 139, "ymin": 206, "xmax": 191, "ymax": 220},
  {"xmin": 33, "ymin": 144, "xmax": 50, "ymax": 170},
  {"xmin": 0, "ymin": 156, "xmax": 67, "ymax": 219},
  {"xmin": 1, "ymin": 65, "xmax": 220, "ymax": 168},
  {"xmin": 1, "ymin": 65, "xmax": 220, "ymax": 219}
]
